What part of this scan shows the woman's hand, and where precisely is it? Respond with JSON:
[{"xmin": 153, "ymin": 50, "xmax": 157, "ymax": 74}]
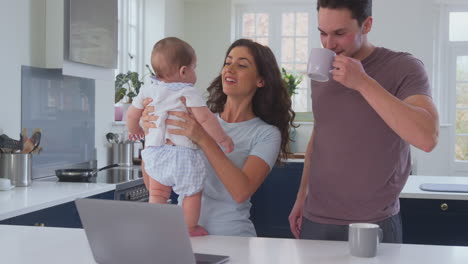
[
  {"xmin": 140, "ymin": 98, "xmax": 158, "ymax": 135},
  {"xmin": 166, "ymin": 110, "xmax": 210, "ymax": 146}
]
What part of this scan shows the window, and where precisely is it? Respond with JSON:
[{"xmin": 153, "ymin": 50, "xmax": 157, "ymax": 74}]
[
  {"xmin": 117, "ymin": 0, "xmax": 144, "ymax": 76},
  {"xmin": 440, "ymin": 4, "xmax": 468, "ymax": 170},
  {"xmin": 236, "ymin": 5, "xmax": 317, "ymax": 114}
]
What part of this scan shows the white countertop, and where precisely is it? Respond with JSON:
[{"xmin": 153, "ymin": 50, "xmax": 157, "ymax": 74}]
[
  {"xmin": 401, "ymin": 175, "xmax": 468, "ymax": 200},
  {"xmin": 1, "ymin": 174, "xmax": 468, "ymax": 222},
  {"xmin": 1, "ymin": 225, "xmax": 468, "ymax": 264},
  {"xmin": 0, "ymin": 181, "xmax": 115, "ymax": 220}
]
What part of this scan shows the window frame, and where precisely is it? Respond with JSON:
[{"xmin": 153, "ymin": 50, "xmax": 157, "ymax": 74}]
[
  {"xmin": 439, "ymin": 3, "xmax": 468, "ymax": 172},
  {"xmin": 234, "ymin": 4, "xmax": 316, "ymax": 119},
  {"xmin": 116, "ymin": 0, "xmax": 145, "ymax": 77}
]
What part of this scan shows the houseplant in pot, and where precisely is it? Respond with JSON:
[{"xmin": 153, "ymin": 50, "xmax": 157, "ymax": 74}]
[
  {"xmin": 281, "ymin": 67, "xmax": 302, "ymax": 154},
  {"xmin": 114, "ymin": 65, "xmax": 155, "ymax": 121}
]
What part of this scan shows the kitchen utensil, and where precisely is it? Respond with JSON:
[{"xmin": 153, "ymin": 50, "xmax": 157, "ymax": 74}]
[
  {"xmin": 112, "ymin": 142, "xmax": 134, "ymax": 166},
  {"xmin": 0, "ymin": 134, "xmax": 23, "ymax": 153},
  {"xmin": 0, "ymin": 153, "xmax": 32, "ymax": 187},
  {"xmin": 106, "ymin": 132, "xmax": 118, "ymax": 144},
  {"xmin": 22, "ymin": 130, "xmax": 41, "ymax": 154},
  {"xmin": 55, "ymin": 164, "xmax": 119, "ymax": 182}
]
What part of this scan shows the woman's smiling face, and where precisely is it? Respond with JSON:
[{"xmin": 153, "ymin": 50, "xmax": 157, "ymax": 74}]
[{"xmin": 222, "ymin": 46, "xmax": 264, "ymax": 98}]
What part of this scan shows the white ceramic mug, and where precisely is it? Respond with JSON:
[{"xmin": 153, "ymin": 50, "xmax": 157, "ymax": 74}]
[
  {"xmin": 348, "ymin": 223, "xmax": 383, "ymax": 258},
  {"xmin": 0, "ymin": 178, "xmax": 14, "ymax": 191},
  {"xmin": 307, "ymin": 48, "xmax": 336, "ymax": 82}
]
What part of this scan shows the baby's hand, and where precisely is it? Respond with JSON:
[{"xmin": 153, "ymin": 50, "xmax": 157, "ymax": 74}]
[
  {"xmin": 128, "ymin": 128, "xmax": 145, "ymax": 141},
  {"xmin": 219, "ymin": 136, "xmax": 234, "ymax": 154}
]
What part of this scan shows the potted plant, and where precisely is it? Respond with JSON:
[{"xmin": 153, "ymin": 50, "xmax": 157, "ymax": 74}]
[
  {"xmin": 114, "ymin": 64, "xmax": 155, "ymax": 121},
  {"xmin": 281, "ymin": 67, "xmax": 303, "ymax": 154},
  {"xmin": 281, "ymin": 67, "xmax": 303, "ymax": 97}
]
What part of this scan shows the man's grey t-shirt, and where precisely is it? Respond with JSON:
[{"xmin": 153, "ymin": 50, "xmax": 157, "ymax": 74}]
[
  {"xmin": 304, "ymin": 47, "xmax": 432, "ymax": 225},
  {"xmin": 198, "ymin": 114, "xmax": 281, "ymax": 236}
]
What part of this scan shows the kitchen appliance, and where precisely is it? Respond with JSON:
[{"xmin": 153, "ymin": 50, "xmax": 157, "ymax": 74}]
[
  {"xmin": 43, "ymin": 166, "xmax": 149, "ymax": 202},
  {"xmin": 0, "ymin": 153, "xmax": 32, "ymax": 187},
  {"xmin": 55, "ymin": 164, "xmax": 119, "ymax": 182}
]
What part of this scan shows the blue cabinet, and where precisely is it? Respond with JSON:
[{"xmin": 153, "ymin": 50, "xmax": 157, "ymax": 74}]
[
  {"xmin": 3, "ymin": 190, "xmax": 114, "ymax": 228},
  {"xmin": 400, "ymin": 198, "xmax": 468, "ymax": 246},
  {"xmin": 250, "ymin": 162, "xmax": 303, "ymax": 238},
  {"xmin": 250, "ymin": 162, "xmax": 468, "ymax": 246}
]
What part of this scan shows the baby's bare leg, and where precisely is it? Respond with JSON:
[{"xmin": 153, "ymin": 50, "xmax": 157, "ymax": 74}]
[
  {"xmin": 182, "ymin": 191, "xmax": 202, "ymax": 232},
  {"xmin": 149, "ymin": 177, "xmax": 171, "ymax": 204}
]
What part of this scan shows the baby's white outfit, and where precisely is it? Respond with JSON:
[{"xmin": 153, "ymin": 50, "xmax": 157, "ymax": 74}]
[{"xmin": 132, "ymin": 77, "xmax": 207, "ymax": 202}]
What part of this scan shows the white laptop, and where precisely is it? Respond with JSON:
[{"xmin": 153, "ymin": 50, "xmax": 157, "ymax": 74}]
[{"xmin": 75, "ymin": 198, "xmax": 229, "ymax": 264}]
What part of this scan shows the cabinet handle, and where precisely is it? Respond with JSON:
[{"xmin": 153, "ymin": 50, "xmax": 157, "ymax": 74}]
[{"xmin": 440, "ymin": 203, "xmax": 448, "ymax": 211}]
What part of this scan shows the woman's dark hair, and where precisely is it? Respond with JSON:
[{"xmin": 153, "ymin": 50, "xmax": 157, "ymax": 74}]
[
  {"xmin": 206, "ymin": 39, "xmax": 296, "ymax": 164},
  {"xmin": 317, "ymin": 0, "xmax": 372, "ymax": 26}
]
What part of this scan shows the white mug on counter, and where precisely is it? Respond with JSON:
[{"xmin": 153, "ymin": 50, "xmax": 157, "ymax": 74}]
[
  {"xmin": 348, "ymin": 223, "xmax": 383, "ymax": 258},
  {"xmin": 0, "ymin": 178, "xmax": 14, "ymax": 191}
]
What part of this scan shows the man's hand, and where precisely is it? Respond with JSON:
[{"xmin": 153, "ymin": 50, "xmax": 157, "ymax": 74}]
[
  {"xmin": 288, "ymin": 198, "xmax": 305, "ymax": 239},
  {"xmin": 332, "ymin": 54, "xmax": 369, "ymax": 91}
]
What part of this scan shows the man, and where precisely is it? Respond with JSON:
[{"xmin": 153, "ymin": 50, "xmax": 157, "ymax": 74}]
[{"xmin": 288, "ymin": 0, "xmax": 439, "ymax": 243}]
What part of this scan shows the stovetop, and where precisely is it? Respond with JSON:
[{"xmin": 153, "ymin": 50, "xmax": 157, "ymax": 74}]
[{"xmin": 41, "ymin": 166, "xmax": 144, "ymax": 190}]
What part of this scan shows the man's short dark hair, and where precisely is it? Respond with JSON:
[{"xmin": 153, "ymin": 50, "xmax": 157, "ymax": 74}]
[{"xmin": 317, "ymin": 0, "xmax": 372, "ymax": 26}]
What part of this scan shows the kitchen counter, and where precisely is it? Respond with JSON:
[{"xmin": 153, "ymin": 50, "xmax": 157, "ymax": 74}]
[
  {"xmin": 0, "ymin": 181, "xmax": 115, "ymax": 221},
  {"xmin": 1, "ymin": 225, "xmax": 468, "ymax": 264},
  {"xmin": 401, "ymin": 175, "xmax": 468, "ymax": 200},
  {"xmin": 1, "ymin": 172, "xmax": 468, "ymax": 222}
]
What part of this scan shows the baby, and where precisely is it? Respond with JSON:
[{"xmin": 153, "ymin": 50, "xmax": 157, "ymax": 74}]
[{"xmin": 126, "ymin": 37, "xmax": 233, "ymax": 236}]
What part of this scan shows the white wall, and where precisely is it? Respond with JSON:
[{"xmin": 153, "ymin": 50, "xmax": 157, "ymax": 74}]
[
  {"xmin": 0, "ymin": 0, "xmax": 46, "ymax": 137},
  {"xmin": 184, "ymin": 0, "xmax": 232, "ymax": 94}
]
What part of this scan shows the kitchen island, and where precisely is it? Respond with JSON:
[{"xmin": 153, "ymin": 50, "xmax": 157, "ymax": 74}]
[{"xmin": 1, "ymin": 225, "xmax": 467, "ymax": 264}]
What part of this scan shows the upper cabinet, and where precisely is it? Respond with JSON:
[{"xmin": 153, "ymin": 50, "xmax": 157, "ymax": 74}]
[{"xmin": 44, "ymin": 0, "xmax": 117, "ymax": 80}]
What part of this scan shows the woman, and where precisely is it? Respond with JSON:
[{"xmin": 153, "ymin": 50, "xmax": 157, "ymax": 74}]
[{"xmin": 141, "ymin": 39, "xmax": 295, "ymax": 236}]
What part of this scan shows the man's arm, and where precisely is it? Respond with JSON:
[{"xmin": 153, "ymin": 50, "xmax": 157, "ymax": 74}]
[
  {"xmin": 289, "ymin": 127, "xmax": 315, "ymax": 238},
  {"xmin": 359, "ymin": 78, "xmax": 439, "ymax": 152},
  {"xmin": 333, "ymin": 55, "xmax": 439, "ymax": 152}
]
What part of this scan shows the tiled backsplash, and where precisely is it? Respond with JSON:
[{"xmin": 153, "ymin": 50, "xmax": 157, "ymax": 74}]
[{"xmin": 21, "ymin": 66, "xmax": 95, "ymax": 178}]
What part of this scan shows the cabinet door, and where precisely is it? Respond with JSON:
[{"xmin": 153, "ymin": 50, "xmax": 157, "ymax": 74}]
[
  {"xmin": 400, "ymin": 198, "xmax": 468, "ymax": 246},
  {"xmin": 251, "ymin": 162, "xmax": 303, "ymax": 238},
  {"xmin": 7, "ymin": 190, "xmax": 115, "ymax": 228}
]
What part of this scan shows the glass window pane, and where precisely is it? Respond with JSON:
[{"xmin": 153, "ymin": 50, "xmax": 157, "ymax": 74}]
[
  {"xmin": 457, "ymin": 56, "xmax": 468, "ymax": 81},
  {"xmin": 282, "ymin": 63, "xmax": 294, "ymax": 72},
  {"xmin": 129, "ymin": 54, "xmax": 137, "ymax": 72},
  {"xmin": 295, "ymin": 37, "xmax": 308, "ymax": 63},
  {"xmin": 456, "ymin": 109, "xmax": 468, "ymax": 134},
  {"xmin": 296, "ymin": 12, "xmax": 309, "ymax": 36},
  {"xmin": 129, "ymin": 0, "xmax": 137, "ymax": 25},
  {"xmin": 282, "ymin": 13, "xmax": 294, "ymax": 36},
  {"xmin": 449, "ymin": 12, "xmax": 468, "ymax": 41},
  {"xmin": 455, "ymin": 136, "xmax": 468, "ymax": 161},
  {"xmin": 257, "ymin": 13, "xmax": 269, "ymax": 36},
  {"xmin": 243, "ymin": 13, "xmax": 255, "ymax": 37},
  {"xmin": 256, "ymin": 37, "xmax": 269, "ymax": 46},
  {"xmin": 129, "ymin": 27, "xmax": 137, "ymax": 54},
  {"xmin": 282, "ymin": 37, "xmax": 294, "ymax": 62},
  {"xmin": 456, "ymin": 83, "xmax": 468, "ymax": 108},
  {"xmin": 296, "ymin": 63, "xmax": 307, "ymax": 73},
  {"xmin": 292, "ymin": 87, "xmax": 308, "ymax": 112}
]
